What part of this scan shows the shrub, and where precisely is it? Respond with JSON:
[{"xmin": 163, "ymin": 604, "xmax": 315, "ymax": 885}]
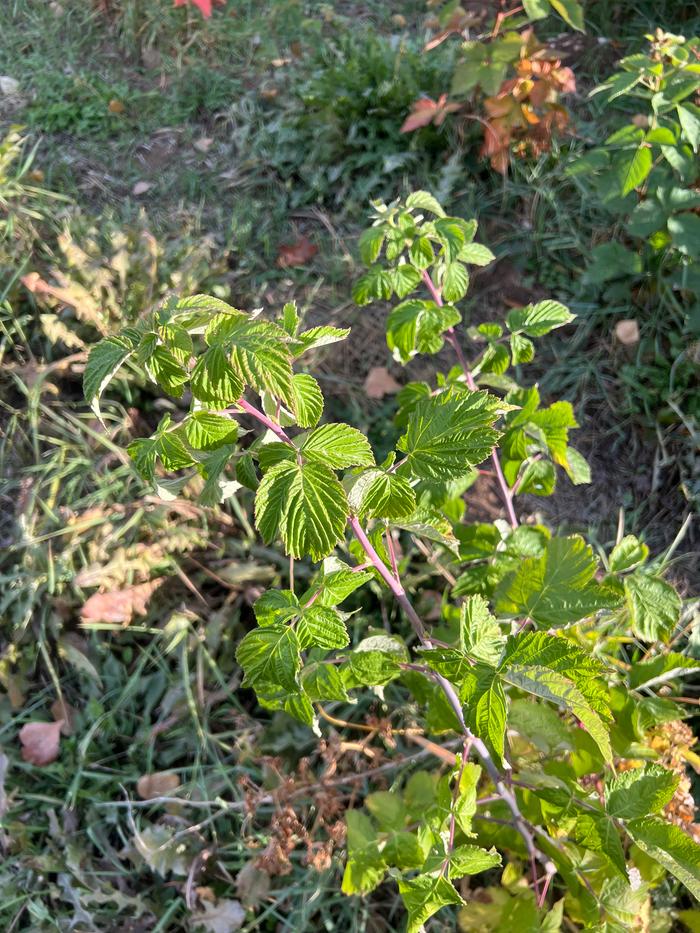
[{"xmin": 85, "ymin": 191, "xmax": 697, "ymax": 929}]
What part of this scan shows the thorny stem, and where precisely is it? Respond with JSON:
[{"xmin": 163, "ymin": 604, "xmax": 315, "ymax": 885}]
[
  {"xmin": 235, "ymin": 396, "xmax": 545, "ymax": 895},
  {"xmin": 421, "ymin": 270, "xmax": 518, "ymax": 529}
]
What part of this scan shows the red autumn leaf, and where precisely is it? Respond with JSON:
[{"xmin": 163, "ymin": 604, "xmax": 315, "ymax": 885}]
[
  {"xmin": 276, "ymin": 235, "xmax": 318, "ymax": 268},
  {"xmin": 19, "ymin": 720, "xmax": 63, "ymax": 766},
  {"xmin": 80, "ymin": 578, "xmax": 164, "ymax": 626}
]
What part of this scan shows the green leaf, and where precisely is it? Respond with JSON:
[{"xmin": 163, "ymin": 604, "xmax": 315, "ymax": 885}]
[
  {"xmin": 348, "ymin": 469, "xmax": 417, "ymax": 520},
  {"xmin": 302, "ymin": 423, "xmax": 375, "ymax": 470},
  {"xmin": 458, "ymin": 242, "xmax": 495, "ymax": 266},
  {"xmin": 290, "ymin": 373, "xmax": 323, "ymax": 428},
  {"xmin": 253, "ymin": 589, "xmax": 299, "ymax": 627},
  {"xmin": 517, "ymin": 459, "xmax": 556, "ymax": 496},
  {"xmin": 397, "ymin": 387, "xmax": 502, "ymax": 480},
  {"xmin": 434, "ymin": 218, "xmax": 466, "ymax": 262},
  {"xmin": 510, "ymin": 333, "xmax": 535, "ymax": 364},
  {"xmin": 442, "ymin": 262, "xmax": 469, "ymax": 302},
  {"xmin": 625, "ymin": 817, "xmax": 700, "ymax": 899},
  {"xmin": 185, "ymin": 412, "xmax": 238, "ymax": 451},
  {"xmin": 471, "ymin": 666, "xmax": 507, "ymax": 764},
  {"xmin": 609, "ymin": 534, "xmax": 648, "ymax": 572},
  {"xmin": 312, "ymin": 563, "xmax": 372, "ymax": 606},
  {"xmin": 297, "ymin": 604, "xmax": 349, "ymax": 650},
  {"xmin": 358, "ymin": 226, "xmax": 386, "ymax": 265},
  {"xmin": 606, "ymin": 764, "xmax": 678, "ymax": 820},
  {"xmin": 353, "ymin": 266, "xmax": 394, "ymax": 305},
  {"xmin": 302, "ymin": 662, "xmax": 350, "ymax": 702},
  {"xmin": 677, "ymin": 102, "xmax": 700, "ymax": 152},
  {"xmin": 255, "ymin": 459, "xmax": 349, "ymax": 561},
  {"xmin": 583, "ymin": 242, "xmax": 643, "ymax": 285},
  {"xmin": 502, "ymin": 665, "xmax": 613, "ymax": 763},
  {"xmin": 191, "ymin": 345, "xmax": 244, "ymax": 408},
  {"xmin": 386, "ymin": 298, "xmax": 460, "ymax": 363},
  {"xmin": 224, "ymin": 320, "xmax": 294, "ymax": 405},
  {"xmin": 83, "ymin": 333, "xmax": 138, "ymax": 418},
  {"xmin": 548, "ymin": 0, "xmax": 584, "ymax": 30},
  {"xmin": 198, "ymin": 445, "xmax": 239, "ymax": 506},
  {"xmin": 668, "ymin": 212, "xmax": 700, "ymax": 257},
  {"xmin": 342, "ymin": 810, "xmax": 386, "ymax": 895},
  {"xmin": 616, "ymin": 144, "xmax": 653, "ymax": 196},
  {"xmin": 506, "ymin": 300, "xmax": 574, "ymax": 337},
  {"xmin": 624, "ymin": 573, "xmax": 681, "ymax": 641},
  {"xmin": 444, "ymin": 844, "xmax": 501, "ymax": 879},
  {"xmin": 405, "ymin": 190, "xmax": 446, "ymax": 217},
  {"xmin": 460, "ymin": 595, "xmax": 506, "ymax": 665},
  {"xmin": 365, "ymin": 791, "xmax": 406, "ymax": 832},
  {"xmin": 146, "ymin": 346, "xmax": 189, "ymax": 397},
  {"xmin": 392, "ymin": 263, "xmax": 423, "ymax": 299},
  {"xmin": 236, "ymin": 623, "xmax": 301, "ymax": 691},
  {"xmin": 629, "ymin": 652, "xmax": 700, "ymax": 690},
  {"xmin": 409, "ymin": 236, "xmax": 434, "ymax": 269},
  {"xmin": 398, "ymin": 873, "xmax": 464, "ymax": 933},
  {"xmin": 563, "ymin": 447, "xmax": 591, "ymax": 486},
  {"xmin": 522, "ymin": 0, "xmax": 549, "ymax": 20},
  {"xmin": 290, "ymin": 325, "xmax": 350, "ymax": 358},
  {"xmin": 495, "ymin": 535, "xmax": 619, "ymax": 627},
  {"xmin": 573, "ymin": 812, "xmax": 627, "ymax": 877}
]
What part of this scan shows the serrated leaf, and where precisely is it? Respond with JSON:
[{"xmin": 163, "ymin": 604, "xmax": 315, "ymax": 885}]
[
  {"xmin": 359, "ymin": 226, "xmax": 386, "ymax": 265},
  {"xmin": 573, "ymin": 812, "xmax": 627, "ymax": 877},
  {"xmin": 83, "ymin": 333, "xmax": 138, "ymax": 417},
  {"xmin": 253, "ymin": 589, "xmax": 300, "ymax": 626},
  {"xmin": 563, "ymin": 447, "xmax": 591, "ymax": 485},
  {"xmin": 444, "ymin": 844, "xmax": 501, "ymax": 879},
  {"xmin": 365, "ymin": 791, "xmax": 407, "ymax": 832},
  {"xmin": 606, "ymin": 764, "xmax": 678, "ymax": 820},
  {"xmin": 405, "ymin": 190, "xmax": 446, "ymax": 217},
  {"xmin": 609, "ymin": 535, "xmax": 648, "ymax": 572},
  {"xmin": 236, "ymin": 623, "xmax": 301, "ymax": 691},
  {"xmin": 146, "ymin": 346, "xmax": 189, "ymax": 397},
  {"xmin": 255, "ymin": 459, "xmax": 349, "ymax": 561},
  {"xmin": 185, "ymin": 412, "xmax": 238, "ymax": 451},
  {"xmin": 628, "ymin": 652, "xmax": 700, "ymax": 690},
  {"xmin": 225, "ymin": 320, "xmax": 294, "ymax": 405},
  {"xmin": 348, "ymin": 469, "xmax": 416, "ymax": 520},
  {"xmin": 625, "ymin": 817, "xmax": 700, "ymax": 899},
  {"xmin": 302, "ymin": 662, "xmax": 350, "ymax": 702},
  {"xmin": 434, "ymin": 218, "xmax": 466, "ymax": 262},
  {"xmin": 302, "ymin": 423, "xmax": 374, "ymax": 469},
  {"xmin": 290, "ymin": 325, "xmax": 350, "ymax": 357},
  {"xmin": 442, "ymin": 262, "xmax": 469, "ymax": 302},
  {"xmin": 624, "ymin": 573, "xmax": 681, "ymax": 642},
  {"xmin": 460, "ymin": 595, "xmax": 506, "ymax": 665},
  {"xmin": 353, "ymin": 266, "xmax": 394, "ymax": 305},
  {"xmin": 677, "ymin": 103, "xmax": 700, "ymax": 152},
  {"xmin": 397, "ymin": 387, "xmax": 502, "ymax": 480},
  {"xmin": 510, "ymin": 332, "xmax": 535, "ymax": 364},
  {"xmin": 495, "ymin": 535, "xmax": 619, "ymax": 627},
  {"xmin": 502, "ymin": 664, "xmax": 612, "ymax": 763},
  {"xmin": 506, "ymin": 300, "xmax": 574, "ymax": 337},
  {"xmin": 191, "ymin": 345, "xmax": 244, "ymax": 408},
  {"xmin": 311, "ymin": 563, "xmax": 372, "ymax": 606},
  {"xmin": 290, "ymin": 373, "xmax": 323, "ymax": 428},
  {"xmin": 398, "ymin": 873, "xmax": 464, "ymax": 933},
  {"xmin": 409, "ymin": 236, "xmax": 434, "ymax": 269},
  {"xmin": 393, "ymin": 263, "xmax": 423, "ymax": 299},
  {"xmin": 471, "ymin": 666, "xmax": 507, "ymax": 764},
  {"xmin": 297, "ymin": 604, "xmax": 349, "ymax": 650},
  {"xmin": 386, "ymin": 298, "xmax": 461, "ymax": 363},
  {"xmin": 457, "ymin": 242, "xmax": 495, "ymax": 266}
]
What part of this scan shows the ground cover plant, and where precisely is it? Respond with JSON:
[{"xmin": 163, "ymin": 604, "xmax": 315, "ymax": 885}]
[
  {"xmin": 1, "ymin": 1, "xmax": 699, "ymax": 930},
  {"xmin": 82, "ymin": 191, "xmax": 699, "ymax": 930}
]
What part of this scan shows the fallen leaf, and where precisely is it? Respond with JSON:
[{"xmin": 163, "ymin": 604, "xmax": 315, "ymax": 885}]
[
  {"xmin": 235, "ymin": 862, "xmax": 270, "ymax": 910},
  {"xmin": 132, "ymin": 180, "xmax": 153, "ymax": 196},
  {"xmin": 173, "ymin": 0, "xmax": 212, "ymax": 16},
  {"xmin": 137, "ymin": 771, "xmax": 181, "ymax": 799},
  {"xmin": 80, "ymin": 578, "xmax": 164, "ymax": 626},
  {"xmin": 190, "ymin": 899, "xmax": 245, "ymax": 933},
  {"xmin": 19, "ymin": 720, "xmax": 63, "ymax": 766},
  {"xmin": 193, "ymin": 136, "xmax": 214, "ymax": 152},
  {"xmin": 108, "ymin": 99, "xmax": 125, "ymax": 114},
  {"xmin": 276, "ymin": 235, "xmax": 318, "ymax": 268},
  {"xmin": 50, "ymin": 698, "xmax": 77, "ymax": 736},
  {"xmin": 270, "ymin": 57, "xmax": 291, "ymax": 67},
  {"xmin": 363, "ymin": 366, "xmax": 401, "ymax": 399},
  {"xmin": 400, "ymin": 94, "xmax": 461, "ymax": 133},
  {"xmin": 615, "ymin": 319, "xmax": 640, "ymax": 346},
  {"xmin": 28, "ymin": 169, "xmax": 45, "ymax": 183},
  {"xmin": 259, "ymin": 87, "xmax": 278, "ymax": 100}
]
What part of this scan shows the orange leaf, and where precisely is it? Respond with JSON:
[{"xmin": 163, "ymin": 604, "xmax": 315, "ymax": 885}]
[
  {"xmin": 19, "ymin": 720, "xmax": 63, "ymax": 766},
  {"xmin": 80, "ymin": 578, "xmax": 164, "ymax": 626},
  {"xmin": 276, "ymin": 235, "xmax": 318, "ymax": 268},
  {"xmin": 173, "ymin": 0, "xmax": 213, "ymax": 16}
]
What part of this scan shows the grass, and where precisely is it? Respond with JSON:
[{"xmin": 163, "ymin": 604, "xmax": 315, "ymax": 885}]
[{"xmin": 1, "ymin": 0, "xmax": 699, "ymax": 929}]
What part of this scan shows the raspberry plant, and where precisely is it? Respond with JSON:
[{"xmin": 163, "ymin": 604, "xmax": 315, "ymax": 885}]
[{"xmin": 85, "ymin": 192, "xmax": 698, "ymax": 930}]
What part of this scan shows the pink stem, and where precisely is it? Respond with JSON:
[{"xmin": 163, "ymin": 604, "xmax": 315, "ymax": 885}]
[{"xmin": 234, "ymin": 397, "xmax": 291, "ymax": 443}]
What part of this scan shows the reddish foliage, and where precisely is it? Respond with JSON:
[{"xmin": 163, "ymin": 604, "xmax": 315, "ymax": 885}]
[
  {"xmin": 276, "ymin": 236, "xmax": 318, "ymax": 268},
  {"xmin": 400, "ymin": 94, "xmax": 462, "ymax": 133}
]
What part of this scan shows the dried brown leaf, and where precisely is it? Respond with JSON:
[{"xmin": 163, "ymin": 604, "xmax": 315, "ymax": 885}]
[
  {"xmin": 190, "ymin": 899, "xmax": 245, "ymax": 933},
  {"xmin": 363, "ymin": 366, "xmax": 401, "ymax": 399},
  {"xmin": 19, "ymin": 720, "xmax": 63, "ymax": 766},
  {"xmin": 276, "ymin": 235, "xmax": 318, "ymax": 268},
  {"xmin": 615, "ymin": 319, "xmax": 640, "ymax": 346},
  {"xmin": 50, "ymin": 698, "xmax": 77, "ymax": 736},
  {"xmin": 80, "ymin": 578, "xmax": 164, "ymax": 626},
  {"xmin": 137, "ymin": 771, "xmax": 181, "ymax": 799}
]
